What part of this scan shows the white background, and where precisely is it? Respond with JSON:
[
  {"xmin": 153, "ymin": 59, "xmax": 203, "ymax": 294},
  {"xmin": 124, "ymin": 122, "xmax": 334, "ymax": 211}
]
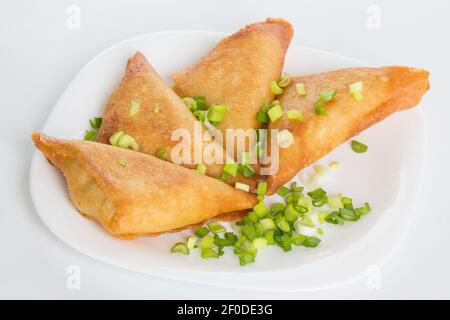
[{"xmin": 1, "ymin": 0, "xmax": 449, "ymax": 299}]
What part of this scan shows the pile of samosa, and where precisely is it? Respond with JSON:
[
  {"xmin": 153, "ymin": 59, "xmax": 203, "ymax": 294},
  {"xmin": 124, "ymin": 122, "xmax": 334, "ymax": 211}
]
[{"xmin": 32, "ymin": 18, "xmax": 429, "ymax": 239}]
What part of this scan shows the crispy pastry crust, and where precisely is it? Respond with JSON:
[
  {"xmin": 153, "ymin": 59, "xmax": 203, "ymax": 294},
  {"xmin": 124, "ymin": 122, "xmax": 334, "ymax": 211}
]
[
  {"xmin": 172, "ymin": 18, "xmax": 293, "ymax": 151},
  {"xmin": 32, "ymin": 133, "xmax": 257, "ymax": 239},
  {"xmin": 266, "ymin": 66, "xmax": 430, "ymax": 194}
]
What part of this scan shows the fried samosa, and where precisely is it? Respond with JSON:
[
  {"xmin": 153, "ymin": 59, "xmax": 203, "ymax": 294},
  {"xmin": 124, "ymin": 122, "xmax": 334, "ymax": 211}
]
[
  {"xmin": 32, "ymin": 133, "xmax": 257, "ymax": 239},
  {"xmin": 96, "ymin": 52, "xmax": 258, "ymax": 190},
  {"xmin": 172, "ymin": 18, "xmax": 293, "ymax": 155},
  {"xmin": 266, "ymin": 66, "xmax": 430, "ymax": 194}
]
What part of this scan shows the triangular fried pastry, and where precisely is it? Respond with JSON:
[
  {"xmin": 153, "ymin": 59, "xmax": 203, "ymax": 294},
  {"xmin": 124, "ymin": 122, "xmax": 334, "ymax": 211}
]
[
  {"xmin": 97, "ymin": 52, "xmax": 258, "ymax": 190},
  {"xmin": 266, "ymin": 66, "xmax": 430, "ymax": 194},
  {"xmin": 32, "ymin": 133, "xmax": 257, "ymax": 239},
  {"xmin": 172, "ymin": 18, "xmax": 293, "ymax": 154}
]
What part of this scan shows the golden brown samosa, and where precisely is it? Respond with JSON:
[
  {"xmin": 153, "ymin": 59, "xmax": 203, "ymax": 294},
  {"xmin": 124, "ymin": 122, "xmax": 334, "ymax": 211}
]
[
  {"xmin": 266, "ymin": 66, "xmax": 430, "ymax": 194},
  {"xmin": 172, "ymin": 18, "xmax": 293, "ymax": 154},
  {"xmin": 96, "ymin": 52, "xmax": 258, "ymax": 190},
  {"xmin": 32, "ymin": 133, "xmax": 257, "ymax": 239}
]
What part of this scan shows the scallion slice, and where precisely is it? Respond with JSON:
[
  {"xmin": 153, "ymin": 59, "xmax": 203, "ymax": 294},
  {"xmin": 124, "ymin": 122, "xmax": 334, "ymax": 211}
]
[
  {"xmin": 235, "ymin": 182, "xmax": 250, "ymax": 192},
  {"xmin": 84, "ymin": 130, "xmax": 97, "ymax": 141},
  {"xmin": 296, "ymin": 83, "xmax": 306, "ymax": 96},
  {"xmin": 314, "ymin": 99, "xmax": 327, "ymax": 116},
  {"xmin": 195, "ymin": 226, "xmax": 209, "ymax": 238},
  {"xmin": 267, "ymin": 104, "xmax": 283, "ymax": 123},
  {"xmin": 155, "ymin": 148, "xmax": 166, "ymax": 160},
  {"xmin": 277, "ymin": 129, "xmax": 294, "ymax": 148},
  {"xmin": 278, "ymin": 72, "xmax": 292, "ymax": 88},
  {"xmin": 287, "ymin": 109, "xmax": 304, "ymax": 121},
  {"xmin": 207, "ymin": 104, "xmax": 228, "ymax": 123},
  {"xmin": 320, "ymin": 89, "xmax": 337, "ymax": 102},
  {"xmin": 270, "ymin": 80, "xmax": 284, "ymax": 95},
  {"xmin": 348, "ymin": 81, "xmax": 363, "ymax": 94},
  {"xmin": 256, "ymin": 181, "xmax": 268, "ymax": 196},
  {"xmin": 201, "ymin": 248, "xmax": 219, "ymax": 259},
  {"xmin": 196, "ymin": 163, "xmax": 206, "ymax": 174},
  {"xmin": 129, "ymin": 100, "xmax": 140, "ymax": 116},
  {"xmin": 223, "ymin": 161, "xmax": 238, "ymax": 177},
  {"xmin": 207, "ymin": 221, "xmax": 227, "ymax": 234},
  {"xmin": 170, "ymin": 242, "xmax": 189, "ymax": 255},
  {"xmin": 252, "ymin": 238, "xmax": 268, "ymax": 250},
  {"xmin": 109, "ymin": 131, "xmax": 124, "ymax": 146},
  {"xmin": 182, "ymin": 97, "xmax": 197, "ymax": 111},
  {"xmin": 253, "ymin": 201, "xmax": 269, "ymax": 218},
  {"xmin": 351, "ymin": 140, "xmax": 368, "ymax": 153},
  {"xmin": 89, "ymin": 117, "xmax": 103, "ymax": 129}
]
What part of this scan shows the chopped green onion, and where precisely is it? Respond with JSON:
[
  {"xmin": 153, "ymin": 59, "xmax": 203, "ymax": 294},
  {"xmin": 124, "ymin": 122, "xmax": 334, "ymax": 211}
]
[
  {"xmin": 271, "ymin": 100, "xmax": 280, "ymax": 106},
  {"xmin": 314, "ymin": 99, "xmax": 327, "ymax": 116},
  {"xmin": 296, "ymin": 83, "xmax": 306, "ymax": 96},
  {"xmin": 207, "ymin": 221, "xmax": 226, "ymax": 234},
  {"xmin": 240, "ymin": 152, "xmax": 250, "ymax": 165},
  {"xmin": 194, "ymin": 96, "xmax": 207, "ymax": 110},
  {"xmin": 89, "ymin": 117, "xmax": 103, "ymax": 129},
  {"xmin": 276, "ymin": 218, "xmax": 290, "ymax": 233},
  {"xmin": 239, "ymin": 251, "xmax": 256, "ymax": 266},
  {"xmin": 277, "ymin": 129, "xmax": 294, "ymax": 148},
  {"xmin": 349, "ymin": 81, "xmax": 363, "ymax": 94},
  {"xmin": 201, "ymin": 248, "xmax": 219, "ymax": 259},
  {"xmin": 116, "ymin": 159, "xmax": 128, "ymax": 167},
  {"xmin": 302, "ymin": 236, "xmax": 321, "ymax": 248},
  {"xmin": 276, "ymin": 234, "xmax": 292, "ymax": 252},
  {"xmin": 252, "ymin": 238, "xmax": 268, "ymax": 250},
  {"xmin": 186, "ymin": 236, "xmax": 198, "ymax": 250},
  {"xmin": 320, "ymin": 89, "xmax": 337, "ymax": 102},
  {"xmin": 256, "ymin": 111, "xmax": 269, "ymax": 123},
  {"xmin": 339, "ymin": 208, "xmax": 360, "ymax": 221},
  {"xmin": 171, "ymin": 242, "xmax": 189, "ymax": 255},
  {"xmin": 318, "ymin": 211, "xmax": 330, "ymax": 224},
  {"xmin": 256, "ymin": 181, "xmax": 268, "ymax": 196},
  {"xmin": 129, "ymin": 100, "xmax": 140, "ymax": 116},
  {"xmin": 327, "ymin": 195, "xmax": 343, "ymax": 210},
  {"xmin": 355, "ymin": 202, "xmax": 371, "ymax": 216},
  {"xmin": 195, "ymin": 226, "xmax": 209, "ymax": 238},
  {"xmin": 199, "ymin": 235, "xmax": 215, "ymax": 249},
  {"xmin": 223, "ymin": 161, "xmax": 238, "ymax": 177},
  {"xmin": 351, "ymin": 140, "xmax": 368, "ymax": 153},
  {"xmin": 287, "ymin": 109, "xmax": 304, "ymax": 121},
  {"xmin": 193, "ymin": 110, "xmax": 206, "ymax": 122},
  {"xmin": 329, "ymin": 161, "xmax": 340, "ymax": 169},
  {"xmin": 235, "ymin": 182, "xmax": 250, "ymax": 192},
  {"xmin": 341, "ymin": 197, "xmax": 353, "ymax": 210},
  {"xmin": 277, "ymin": 186, "xmax": 291, "ymax": 197},
  {"xmin": 207, "ymin": 104, "xmax": 228, "ymax": 122},
  {"xmin": 260, "ymin": 218, "xmax": 276, "ymax": 231},
  {"xmin": 117, "ymin": 134, "xmax": 138, "ymax": 150},
  {"xmin": 308, "ymin": 188, "xmax": 326, "ymax": 200},
  {"xmin": 267, "ymin": 104, "xmax": 283, "ymax": 123},
  {"xmin": 182, "ymin": 97, "xmax": 197, "ymax": 111},
  {"xmin": 196, "ymin": 163, "xmax": 207, "ymax": 174},
  {"xmin": 292, "ymin": 234, "xmax": 308, "ymax": 246},
  {"xmin": 84, "ymin": 130, "xmax": 97, "ymax": 141},
  {"xmin": 253, "ymin": 201, "xmax": 269, "ymax": 218},
  {"xmin": 264, "ymin": 230, "xmax": 275, "ymax": 245},
  {"xmin": 153, "ymin": 148, "xmax": 165, "ymax": 160},
  {"xmin": 278, "ymin": 72, "xmax": 292, "ymax": 88},
  {"xmin": 270, "ymin": 80, "xmax": 284, "ymax": 95},
  {"xmin": 352, "ymin": 91, "xmax": 364, "ymax": 101},
  {"xmin": 109, "ymin": 131, "xmax": 124, "ymax": 146},
  {"xmin": 284, "ymin": 204, "xmax": 299, "ymax": 222},
  {"xmin": 238, "ymin": 164, "xmax": 256, "ymax": 178},
  {"xmin": 241, "ymin": 225, "xmax": 257, "ymax": 241}
]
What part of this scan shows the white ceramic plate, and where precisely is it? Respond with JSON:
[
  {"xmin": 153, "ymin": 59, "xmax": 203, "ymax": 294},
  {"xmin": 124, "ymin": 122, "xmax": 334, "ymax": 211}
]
[{"xmin": 29, "ymin": 31, "xmax": 426, "ymax": 292}]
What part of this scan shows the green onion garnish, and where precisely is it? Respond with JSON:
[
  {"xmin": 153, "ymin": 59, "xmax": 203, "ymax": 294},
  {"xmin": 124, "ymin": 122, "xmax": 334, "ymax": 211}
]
[
  {"xmin": 186, "ymin": 236, "xmax": 198, "ymax": 250},
  {"xmin": 207, "ymin": 104, "xmax": 228, "ymax": 123},
  {"xmin": 278, "ymin": 72, "xmax": 292, "ymax": 88},
  {"xmin": 253, "ymin": 201, "xmax": 269, "ymax": 218},
  {"xmin": 256, "ymin": 181, "xmax": 268, "ymax": 196},
  {"xmin": 314, "ymin": 99, "xmax": 327, "ymax": 116},
  {"xmin": 129, "ymin": 100, "xmax": 140, "ymax": 116},
  {"xmin": 84, "ymin": 130, "xmax": 97, "ymax": 141},
  {"xmin": 155, "ymin": 148, "xmax": 166, "ymax": 160},
  {"xmin": 351, "ymin": 140, "xmax": 368, "ymax": 153},
  {"xmin": 207, "ymin": 221, "xmax": 227, "ymax": 234},
  {"xmin": 194, "ymin": 96, "xmax": 207, "ymax": 110},
  {"xmin": 277, "ymin": 129, "xmax": 294, "ymax": 148},
  {"xmin": 170, "ymin": 242, "xmax": 189, "ymax": 255},
  {"xmin": 287, "ymin": 109, "xmax": 304, "ymax": 121},
  {"xmin": 235, "ymin": 182, "xmax": 250, "ymax": 192},
  {"xmin": 252, "ymin": 238, "xmax": 268, "ymax": 250},
  {"xmin": 195, "ymin": 226, "xmax": 209, "ymax": 238},
  {"xmin": 89, "ymin": 117, "xmax": 103, "ymax": 129},
  {"xmin": 270, "ymin": 80, "xmax": 284, "ymax": 95},
  {"xmin": 267, "ymin": 104, "xmax": 283, "ymax": 123},
  {"xmin": 109, "ymin": 131, "xmax": 124, "ymax": 146},
  {"xmin": 256, "ymin": 111, "xmax": 269, "ymax": 123},
  {"xmin": 302, "ymin": 236, "xmax": 321, "ymax": 248},
  {"xmin": 329, "ymin": 161, "xmax": 340, "ymax": 169},
  {"xmin": 201, "ymin": 248, "xmax": 219, "ymax": 259},
  {"xmin": 348, "ymin": 81, "xmax": 363, "ymax": 94},
  {"xmin": 182, "ymin": 97, "xmax": 197, "ymax": 111},
  {"xmin": 196, "ymin": 164, "xmax": 206, "ymax": 174},
  {"xmin": 320, "ymin": 89, "xmax": 337, "ymax": 102},
  {"xmin": 223, "ymin": 161, "xmax": 238, "ymax": 177},
  {"xmin": 352, "ymin": 91, "xmax": 363, "ymax": 101},
  {"xmin": 296, "ymin": 83, "xmax": 306, "ymax": 96}
]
